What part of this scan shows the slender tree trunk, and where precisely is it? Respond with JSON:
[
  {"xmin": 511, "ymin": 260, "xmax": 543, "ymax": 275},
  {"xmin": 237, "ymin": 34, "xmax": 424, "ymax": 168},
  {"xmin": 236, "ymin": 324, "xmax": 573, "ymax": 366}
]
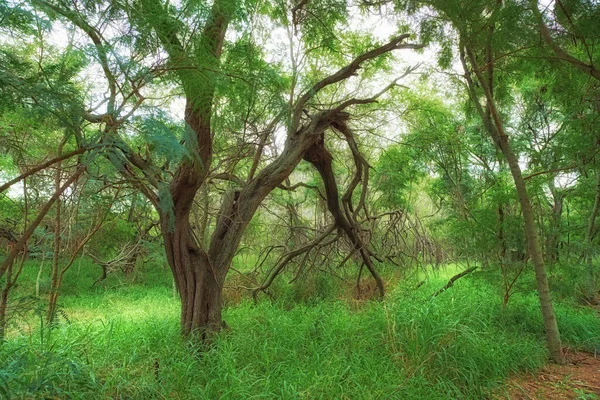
[
  {"xmin": 585, "ymin": 172, "xmax": 600, "ymax": 299},
  {"xmin": 462, "ymin": 44, "xmax": 565, "ymax": 364},
  {"xmin": 1, "ymin": 179, "xmax": 28, "ymax": 342},
  {"xmin": 0, "ymin": 260, "xmax": 12, "ymax": 342},
  {"xmin": 47, "ymin": 162, "xmax": 63, "ymax": 323},
  {"xmin": 546, "ymin": 187, "xmax": 564, "ymax": 266},
  {"xmin": 502, "ymin": 139, "xmax": 564, "ymax": 363}
]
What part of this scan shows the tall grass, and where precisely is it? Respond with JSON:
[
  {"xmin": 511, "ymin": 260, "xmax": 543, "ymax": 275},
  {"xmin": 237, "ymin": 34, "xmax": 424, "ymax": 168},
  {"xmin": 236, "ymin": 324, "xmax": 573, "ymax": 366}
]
[{"xmin": 1, "ymin": 261, "xmax": 599, "ymax": 399}]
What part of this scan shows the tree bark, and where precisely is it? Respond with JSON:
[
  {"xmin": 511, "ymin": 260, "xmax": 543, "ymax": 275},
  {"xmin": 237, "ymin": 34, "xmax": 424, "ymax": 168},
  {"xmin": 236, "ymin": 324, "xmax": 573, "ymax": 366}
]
[
  {"xmin": 162, "ymin": 215, "xmax": 225, "ymax": 337},
  {"xmin": 303, "ymin": 133, "xmax": 385, "ymax": 298}
]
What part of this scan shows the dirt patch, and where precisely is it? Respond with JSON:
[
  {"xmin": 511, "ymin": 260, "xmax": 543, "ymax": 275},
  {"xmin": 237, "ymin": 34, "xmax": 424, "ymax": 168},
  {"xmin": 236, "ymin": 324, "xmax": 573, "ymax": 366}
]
[{"xmin": 501, "ymin": 351, "xmax": 600, "ymax": 399}]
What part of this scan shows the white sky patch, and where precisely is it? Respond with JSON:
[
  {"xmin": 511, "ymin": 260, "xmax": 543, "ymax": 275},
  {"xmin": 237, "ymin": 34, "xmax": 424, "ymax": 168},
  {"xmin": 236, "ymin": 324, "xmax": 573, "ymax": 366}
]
[
  {"xmin": 555, "ymin": 172, "xmax": 578, "ymax": 189},
  {"xmin": 1, "ymin": 177, "xmax": 24, "ymax": 199},
  {"xmin": 273, "ymin": 125, "xmax": 287, "ymax": 152}
]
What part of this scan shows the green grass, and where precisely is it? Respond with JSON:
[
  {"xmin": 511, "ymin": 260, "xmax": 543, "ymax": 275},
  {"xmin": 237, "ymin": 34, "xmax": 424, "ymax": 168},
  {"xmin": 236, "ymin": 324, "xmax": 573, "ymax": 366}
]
[{"xmin": 1, "ymin": 260, "xmax": 599, "ymax": 399}]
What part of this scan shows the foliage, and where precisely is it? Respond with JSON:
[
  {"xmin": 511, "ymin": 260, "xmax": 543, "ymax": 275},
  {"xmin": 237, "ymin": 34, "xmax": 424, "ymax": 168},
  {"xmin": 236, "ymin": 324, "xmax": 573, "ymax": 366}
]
[{"xmin": 3, "ymin": 263, "xmax": 599, "ymax": 399}]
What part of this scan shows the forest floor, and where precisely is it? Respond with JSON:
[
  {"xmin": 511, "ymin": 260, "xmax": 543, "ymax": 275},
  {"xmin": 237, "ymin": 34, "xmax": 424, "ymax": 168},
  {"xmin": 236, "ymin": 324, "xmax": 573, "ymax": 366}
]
[
  {"xmin": 2, "ymin": 260, "xmax": 600, "ymax": 399},
  {"xmin": 502, "ymin": 351, "xmax": 600, "ymax": 399}
]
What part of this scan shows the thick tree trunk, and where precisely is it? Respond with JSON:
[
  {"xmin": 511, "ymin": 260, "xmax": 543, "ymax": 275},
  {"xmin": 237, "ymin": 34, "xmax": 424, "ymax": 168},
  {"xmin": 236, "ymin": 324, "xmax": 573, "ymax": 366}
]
[{"xmin": 162, "ymin": 221, "xmax": 225, "ymax": 337}]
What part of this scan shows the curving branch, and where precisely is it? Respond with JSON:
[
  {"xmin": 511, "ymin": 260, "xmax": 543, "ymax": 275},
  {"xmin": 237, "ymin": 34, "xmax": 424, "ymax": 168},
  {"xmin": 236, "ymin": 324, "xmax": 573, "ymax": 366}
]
[
  {"xmin": 0, "ymin": 147, "xmax": 86, "ymax": 193},
  {"xmin": 253, "ymin": 225, "xmax": 337, "ymax": 298},
  {"xmin": 530, "ymin": 0, "xmax": 600, "ymax": 82},
  {"xmin": 290, "ymin": 34, "xmax": 423, "ymax": 132},
  {"xmin": 0, "ymin": 165, "xmax": 86, "ymax": 280},
  {"xmin": 302, "ymin": 126, "xmax": 385, "ymax": 298}
]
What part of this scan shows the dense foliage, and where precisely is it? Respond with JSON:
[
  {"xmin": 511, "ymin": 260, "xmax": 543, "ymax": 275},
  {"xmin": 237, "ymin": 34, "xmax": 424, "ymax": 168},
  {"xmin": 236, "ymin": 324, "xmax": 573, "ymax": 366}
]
[{"xmin": 1, "ymin": 0, "xmax": 599, "ymax": 397}]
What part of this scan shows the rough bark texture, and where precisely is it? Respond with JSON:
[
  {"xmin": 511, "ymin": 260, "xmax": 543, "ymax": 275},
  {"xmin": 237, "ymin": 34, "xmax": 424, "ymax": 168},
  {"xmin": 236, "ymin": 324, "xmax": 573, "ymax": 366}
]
[{"xmin": 162, "ymin": 220, "xmax": 224, "ymax": 337}]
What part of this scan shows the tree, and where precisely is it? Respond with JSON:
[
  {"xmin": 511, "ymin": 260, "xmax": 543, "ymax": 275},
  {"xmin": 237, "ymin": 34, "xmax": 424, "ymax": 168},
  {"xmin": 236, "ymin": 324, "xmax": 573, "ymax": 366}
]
[
  {"xmin": 5, "ymin": 0, "xmax": 422, "ymax": 337},
  {"xmin": 386, "ymin": 0, "xmax": 567, "ymax": 363}
]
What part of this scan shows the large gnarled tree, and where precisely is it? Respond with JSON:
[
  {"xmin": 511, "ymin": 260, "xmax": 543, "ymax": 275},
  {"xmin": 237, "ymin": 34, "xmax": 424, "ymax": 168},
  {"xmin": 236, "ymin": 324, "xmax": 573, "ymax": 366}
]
[{"xmin": 8, "ymin": 0, "xmax": 421, "ymax": 337}]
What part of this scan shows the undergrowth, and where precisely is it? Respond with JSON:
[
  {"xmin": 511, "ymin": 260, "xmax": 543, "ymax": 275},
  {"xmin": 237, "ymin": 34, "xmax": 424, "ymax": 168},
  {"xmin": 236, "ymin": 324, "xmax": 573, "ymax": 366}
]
[{"xmin": 0, "ymin": 262, "xmax": 599, "ymax": 399}]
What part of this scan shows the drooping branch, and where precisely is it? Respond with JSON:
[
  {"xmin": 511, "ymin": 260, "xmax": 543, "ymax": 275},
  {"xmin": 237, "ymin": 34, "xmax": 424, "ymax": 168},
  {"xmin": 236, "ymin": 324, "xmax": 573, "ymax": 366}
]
[
  {"xmin": 529, "ymin": 0, "xmax": 600, "ymax": 82},
  {"xmin": 303, "ymin": 127, "xmax": 384, "ymax": 298},
  {"xmin": 331, "ymin": 118, "xmax": 371, "ymax": 221}
]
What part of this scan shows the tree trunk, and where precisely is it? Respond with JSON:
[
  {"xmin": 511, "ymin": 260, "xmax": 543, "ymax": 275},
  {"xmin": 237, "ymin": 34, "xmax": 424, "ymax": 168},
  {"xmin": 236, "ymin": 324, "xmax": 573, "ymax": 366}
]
[
  {"xmin": 47, "ymin": 162, "xmax": 63, "ymax": 323},
  {"xmin": 546, "ymin": 187, "xmax": 564, "ymax": 266},
  {"xmin": 0, "ymin": 261, "xmax": 12, "ymax": 342},
  {"xmin": 162, "ymin": 212, "xmax": 227, "ymax": 338},
  {"xmin": 503, "ymin": 139, "xmax": 564, "ymax": 363},
  {"xmin": 462, "ymin": 45, "xmax": 565, "ymax": 364},
  {"xmin": 162, "ymin": 169, "xmax": 227, "ymax": 339},
  {"xmin": 584, "ymin": 172, "xmax": 600, "ymax": 299}
]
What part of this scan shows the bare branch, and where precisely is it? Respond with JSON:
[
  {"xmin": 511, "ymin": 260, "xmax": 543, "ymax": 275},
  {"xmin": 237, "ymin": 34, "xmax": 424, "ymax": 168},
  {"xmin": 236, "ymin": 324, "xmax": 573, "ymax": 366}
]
[{"xmin": 253, "ymin": 225, "xmax": 337, "ymax": 297}]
